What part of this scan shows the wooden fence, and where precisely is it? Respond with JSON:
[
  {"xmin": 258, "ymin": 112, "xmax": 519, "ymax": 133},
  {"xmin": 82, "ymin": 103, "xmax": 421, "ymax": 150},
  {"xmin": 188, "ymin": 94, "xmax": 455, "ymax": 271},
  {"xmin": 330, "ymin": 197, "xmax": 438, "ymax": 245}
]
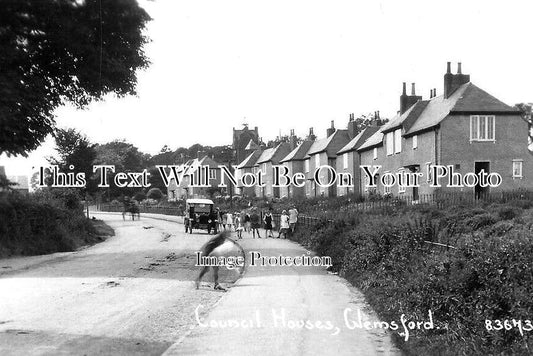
[
  {"xmin": 97, "ymin": 204, "xmax": 183, "ymax": 216},
  {"xmin": 97, "ymin": 190, "xmax": 533, "ymax": 228}
]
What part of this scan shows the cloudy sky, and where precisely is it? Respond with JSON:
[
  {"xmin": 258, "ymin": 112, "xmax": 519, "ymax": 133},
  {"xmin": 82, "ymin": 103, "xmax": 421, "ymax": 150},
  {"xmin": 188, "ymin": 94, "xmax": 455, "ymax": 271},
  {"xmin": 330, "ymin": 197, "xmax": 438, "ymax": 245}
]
[{"xmin": 2, "ymin": 0, "xmax": 533, "ymax": 176}]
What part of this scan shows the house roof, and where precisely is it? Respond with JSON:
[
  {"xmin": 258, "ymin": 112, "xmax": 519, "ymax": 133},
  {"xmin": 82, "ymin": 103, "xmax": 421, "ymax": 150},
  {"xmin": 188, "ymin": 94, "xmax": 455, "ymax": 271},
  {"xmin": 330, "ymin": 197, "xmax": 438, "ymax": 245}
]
[
  {"xmin": 337, "ymin": 126, "xmax": 380, "ymax": 154},
  {"xmin": 405, "ymin": 83, "xmax": 519, "ymax": 135},
  {"xmin": 381, "ymin": 100, "xmax": 430, "ymax": 134},
  {"xmin": 306, "ymin": 130, "xmax": 350, "ymax": 158},
  {"xmin": 280, "ymin": 140, "xmax": 314, "ymax": 162},
  {"xmin": 256, "ymin": 142, "xmax": 291, "ymax": 165},
  {"xmin": 358, "ymin": 81, "xmax": 520, "ymax": 151},
  {"xmin": 237, "ymin": 150, "xmax": 262, "ymax": 168},
  {"xmin": 244, "ymin": 139, "xmax": 260, "ymax": 150}
]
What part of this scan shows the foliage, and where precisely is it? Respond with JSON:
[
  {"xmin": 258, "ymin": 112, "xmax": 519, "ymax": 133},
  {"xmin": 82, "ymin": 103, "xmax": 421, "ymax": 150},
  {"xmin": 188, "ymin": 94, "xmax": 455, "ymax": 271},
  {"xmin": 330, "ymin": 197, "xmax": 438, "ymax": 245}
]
[
  {"xmin": 133, "ymin": 191, "xmax": 146, "ymax": 201},
  {"xmin": 146, "ymin": 187, "xmax": 163, "ymax": 200},
  {"xmin": 0, "ymin": 0, "xmax": 151, "ymax": 156},
  {"xmin": 47, "ymin": 127, "xmax": 97, "ymax": 193},
  {"xmin": 0, "ymin": 192, "xmax": 108, "ymax": 257},
  {"xmin": 290, "ymin": 203, "xmax": 533, "ymax": 355},
  {"xmin": 94, "ymin": 140, "xmax": 147, "ymax": 199}
]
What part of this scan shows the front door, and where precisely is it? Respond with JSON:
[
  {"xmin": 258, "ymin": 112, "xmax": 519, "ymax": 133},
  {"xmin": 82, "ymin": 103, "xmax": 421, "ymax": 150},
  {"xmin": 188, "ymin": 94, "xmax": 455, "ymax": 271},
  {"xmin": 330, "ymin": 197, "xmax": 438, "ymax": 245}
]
[{"xmin": 474, "ymin": 161, "xmax": 490, "ymax": 199}]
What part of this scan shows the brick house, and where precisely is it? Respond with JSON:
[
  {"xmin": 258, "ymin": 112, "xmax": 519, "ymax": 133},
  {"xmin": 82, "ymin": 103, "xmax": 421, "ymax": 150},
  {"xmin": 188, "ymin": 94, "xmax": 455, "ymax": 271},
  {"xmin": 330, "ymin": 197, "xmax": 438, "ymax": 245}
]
[
  {"xmin": 335, "ymin": 124, "xmax": 380, "ymax": 197},
  {"xmin": 304, "ymin": 123, "xmax": 351, "ymax": 197},
  {"xmin": 358, "ymin": 62, "xmax": 531, "ymax": 198},
  {"xmin": 167, "ymin": 155, "xmax": 222, "ymax": 200},
  {"xmin": 254, "ymin": 142, "xmax": 292, "ymax": 198},
  {"xmin": 234, "ymin": 149, "xmax": 263, "ymax": 197},
  {"xmin": 279, "ymin": 140, "xmax": 314, "ymax": 198}
]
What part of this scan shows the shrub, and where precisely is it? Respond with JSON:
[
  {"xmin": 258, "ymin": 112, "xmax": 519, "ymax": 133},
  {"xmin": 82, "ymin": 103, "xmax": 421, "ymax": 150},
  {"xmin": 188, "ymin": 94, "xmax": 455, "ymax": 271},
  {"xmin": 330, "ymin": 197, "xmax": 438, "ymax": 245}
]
[
  {"xmin": 0, "ymin": 193, "xmax": 101, "ymax": 257},
  {"xmin": 146, "ymin": 188, "xmax": 163, "ymax": 200},
  {"xmin": 289, "ymin": 204, "xmax": 533, "ymax": 355},
  {"xmin": 133, "ymin": 191, "xmax": 146, "ymax": 201}
]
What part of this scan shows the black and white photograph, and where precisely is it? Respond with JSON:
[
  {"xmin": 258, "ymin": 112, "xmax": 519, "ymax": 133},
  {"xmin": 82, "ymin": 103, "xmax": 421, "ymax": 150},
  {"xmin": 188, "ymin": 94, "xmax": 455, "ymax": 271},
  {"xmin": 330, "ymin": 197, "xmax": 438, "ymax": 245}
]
[{"xmin": 1, "ymin": 0, "xmax": 533, "ymax": 355}]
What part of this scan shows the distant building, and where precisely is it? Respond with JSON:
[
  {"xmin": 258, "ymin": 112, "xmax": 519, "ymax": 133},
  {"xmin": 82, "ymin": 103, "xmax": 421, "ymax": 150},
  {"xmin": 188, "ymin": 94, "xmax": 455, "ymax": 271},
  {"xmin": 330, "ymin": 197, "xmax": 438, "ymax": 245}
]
[
  {"xmin": 233, "ymin": 124, "xmax": 260, "ymax": 166},
  {"xmin": 254, "ymin": 142, "xmax": 292, "ymax": 198},
  {"xmin": 304, "ymin": 122, "xmax": 351, "ymax": 197},
  {"xmin": 167, "ymin": 155, "xmax": 222, "ymax": 200},
  {"xmin": 279, "ymin": 140, "xmax": 314, "ymax": 198},
  {"xmin": 235, "ymin": 150, "xmax": 263, "ymax": 197}
]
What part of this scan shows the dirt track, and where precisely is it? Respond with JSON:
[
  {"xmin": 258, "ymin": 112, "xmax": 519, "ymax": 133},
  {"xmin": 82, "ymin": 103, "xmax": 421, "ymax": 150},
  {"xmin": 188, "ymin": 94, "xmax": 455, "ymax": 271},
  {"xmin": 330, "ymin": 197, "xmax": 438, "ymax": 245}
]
[{"xmin": 0, "ymin": 213, "xmax": 400, "ymax": 355}]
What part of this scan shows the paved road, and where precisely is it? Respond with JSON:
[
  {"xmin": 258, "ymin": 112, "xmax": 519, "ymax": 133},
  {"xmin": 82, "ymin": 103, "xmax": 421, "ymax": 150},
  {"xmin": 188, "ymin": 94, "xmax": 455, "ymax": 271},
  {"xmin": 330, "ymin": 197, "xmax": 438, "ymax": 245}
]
[{"xmin": 0, "ymin": 213, "xmax": 401, "ymax": 355}]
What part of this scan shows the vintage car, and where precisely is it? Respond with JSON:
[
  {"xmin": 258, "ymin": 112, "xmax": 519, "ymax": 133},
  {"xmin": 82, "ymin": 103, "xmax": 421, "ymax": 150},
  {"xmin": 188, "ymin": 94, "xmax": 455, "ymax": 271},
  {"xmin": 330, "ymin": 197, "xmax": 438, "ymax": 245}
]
[{"xmin": 184, "ymin": 198, "xmax": 218, "ymax": 234}]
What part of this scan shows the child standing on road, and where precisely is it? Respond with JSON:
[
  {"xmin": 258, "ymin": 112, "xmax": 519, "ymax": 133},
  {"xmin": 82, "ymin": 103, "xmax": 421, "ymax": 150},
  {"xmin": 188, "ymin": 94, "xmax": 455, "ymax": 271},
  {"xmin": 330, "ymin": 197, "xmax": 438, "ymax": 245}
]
[
  {"xmin": 234, "ymin": 212, "xmax": 243, "ymax": 239},
  {"xmin": 250, "ymin": 209, "xmax": 262, "ymax": 238},
  {"xmin": 226, "ymin": 212, "xmax": 234, "ymax": 231},
  {"xmin": 264, "ymin": 210, "xmax": 274, "ymax": 237},
  {"xmin": 278, "ymin": 210, "xmax": 290, "ymax": 239}
]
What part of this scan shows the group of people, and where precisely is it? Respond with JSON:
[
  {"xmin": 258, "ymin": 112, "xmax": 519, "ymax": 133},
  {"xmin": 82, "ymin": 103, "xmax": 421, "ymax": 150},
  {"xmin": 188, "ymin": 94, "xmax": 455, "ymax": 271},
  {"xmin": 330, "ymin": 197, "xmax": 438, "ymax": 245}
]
[{"xmin": 215, "ymin": 206, "xmax": 299, "ymax": 239}]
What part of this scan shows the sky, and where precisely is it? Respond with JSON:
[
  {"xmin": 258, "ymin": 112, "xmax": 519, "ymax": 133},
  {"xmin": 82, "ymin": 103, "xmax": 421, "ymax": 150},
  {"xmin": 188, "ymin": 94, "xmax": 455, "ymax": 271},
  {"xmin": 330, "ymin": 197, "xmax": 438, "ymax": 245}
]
[{"xmin": 2, "ymin": 0, "xmax": 533, "ymax": 177}]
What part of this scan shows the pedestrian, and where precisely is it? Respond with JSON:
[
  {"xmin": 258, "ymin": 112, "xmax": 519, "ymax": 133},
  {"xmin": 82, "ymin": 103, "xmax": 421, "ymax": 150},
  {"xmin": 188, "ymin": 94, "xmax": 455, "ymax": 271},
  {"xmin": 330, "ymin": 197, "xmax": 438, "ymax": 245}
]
[
  {"xmin": 288, "ymin": 206, "xmax": 299, "ymax": 235},
  {"xmin": 234, "ymin": 212, "xmax": 244, "ymax": 239},
  {"xmin": 244, "ymin": 211, "xmax": 251, "ymax": 233},
  {"xmin": 222, "ymin": 211, "xmax": 228, "ymax": 230},
  {"xmin": 226, "ymin": 211, "xmax": 234, "ymax": 231},
  {"xmin": 278, "ymin": 210, "xmax": 289, "ymax": 239},
  {"xmin": 250, "ymin": 208, "xmax": 262, "ymax": 238},
  {"xmin": 264, "ymin": 210, "xmax": 274, "ymax": 237},
  {"xmin": 216, "ymin": 208, "xmax": 223, "ymax": 231},
  {"xmin": 195, "ymin": 231, "xmax": 245, "ymax": 291}
]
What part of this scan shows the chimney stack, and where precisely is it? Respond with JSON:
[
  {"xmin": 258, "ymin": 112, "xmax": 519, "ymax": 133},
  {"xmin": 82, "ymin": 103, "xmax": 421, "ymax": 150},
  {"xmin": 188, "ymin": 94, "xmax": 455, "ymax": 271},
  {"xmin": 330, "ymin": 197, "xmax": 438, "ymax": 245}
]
[
  {"xmin": 400, "ymin": 82, "xmax": 422, "ymax": 114},
  {"xmin": 308, "ymin": 127, "xmax": 316, "ymax": 141},
  {"xmin": 347, "ymin": 114, "xmax": 357, "ymax": 139},
  {"xmin": 326, "ymin": 120, "xmax": 336, "ymax": 138},
  {"xmin": 444, "ymin": 61, "xmax": 470, "ymax": 98}
]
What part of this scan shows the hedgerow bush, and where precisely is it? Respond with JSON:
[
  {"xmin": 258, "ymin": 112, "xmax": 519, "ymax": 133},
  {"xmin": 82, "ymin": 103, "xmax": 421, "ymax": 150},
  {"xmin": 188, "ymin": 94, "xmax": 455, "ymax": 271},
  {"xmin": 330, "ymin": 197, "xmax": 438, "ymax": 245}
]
[
  {"xmin": 0, "ymin": 192, "xmax": 101, "ymax": 257},
  {"xmin": 290, "ymin": 203, "xmax": 533, "ymax": 355}
]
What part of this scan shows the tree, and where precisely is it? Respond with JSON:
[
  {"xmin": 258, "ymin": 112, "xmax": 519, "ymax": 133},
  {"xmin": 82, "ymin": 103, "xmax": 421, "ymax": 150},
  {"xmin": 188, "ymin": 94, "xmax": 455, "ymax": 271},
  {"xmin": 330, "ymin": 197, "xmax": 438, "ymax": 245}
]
[
  {"xmin": 0, "ymin": 0, "xmax": 151, "ymax": 156},
  {"xmin": 146, "ymin": 187, "xmax": 163, "ymax": 200},
  {"xmin": 47, "ymin": 128, "xmax": 97, "ymax": 193},
  {"xmin": 353, "ymin": 112, "xmax": 389, "ymax": 133},
  {"xmin": 94, "ymin": 139, "xmax": 146, "ymax": 199},
  {"xmin": 515, "ymin": 103, "xmax": 533, "ymax": 150}
]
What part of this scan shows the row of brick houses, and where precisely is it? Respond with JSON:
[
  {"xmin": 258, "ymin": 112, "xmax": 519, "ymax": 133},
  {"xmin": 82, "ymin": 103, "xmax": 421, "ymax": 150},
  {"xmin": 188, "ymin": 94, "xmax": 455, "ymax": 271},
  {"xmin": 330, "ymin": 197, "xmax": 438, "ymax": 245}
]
[{"xmin": 169, "ymin": 62, "xmax": 532, "ymax": 200}]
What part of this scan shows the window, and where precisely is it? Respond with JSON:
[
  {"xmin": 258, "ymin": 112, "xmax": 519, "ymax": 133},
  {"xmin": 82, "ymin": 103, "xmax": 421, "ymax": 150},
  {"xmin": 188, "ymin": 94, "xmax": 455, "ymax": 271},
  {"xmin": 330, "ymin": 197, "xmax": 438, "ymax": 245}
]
[
  {"xmin": 513, "ymin": 160, "xmax": 523, "ymax": 178},
  {"xmin": 315, "ymin": 154, "xmax": 320, "ymax": 167},
  {"xmin": 305, "ymin": 159, "xmax": 310, "ymax": 173},
  {"xmin": 470, "ymin": 115, "xmax": 495, "ymax": 141},
  {"xmin": 412, "ymin": 135, "xmax": 418, "ymax": 149},
  {"xmin": 373, "ymin": 147, "xmax": 377, "ymax": 160},
  {"xmin": 343, "ymin": 153, "xmax": 349, "ymax": 169},
  {"xmin": 386, "ymin": 132, "xmax": 394, "ymax": 155},
  {"xmin": 209, "ymin": 169, "xmax": 216, "ymax": 180},
  {"xmin": 262, "ymin": 163, "xmax": 267, "ymax": 173},
  {"xmin": 398, "ymin": 169, "xmax": 406, "ymax": 193},
  {"xmin": 394, "ymin": 129, "xmax": 402, "ymax": 153}
]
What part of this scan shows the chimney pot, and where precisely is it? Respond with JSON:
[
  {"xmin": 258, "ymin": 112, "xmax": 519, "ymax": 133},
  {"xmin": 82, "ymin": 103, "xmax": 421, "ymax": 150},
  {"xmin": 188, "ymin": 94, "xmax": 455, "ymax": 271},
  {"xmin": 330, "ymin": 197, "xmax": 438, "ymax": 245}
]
[
  {"xmin": 457, "ymin": 62, "xmax": 462, "ymax": 74},
  {"xmin": 331, "ymin": 120, "xmax": 335, "ymax": 128},
  {"xmin": 447, "ymin": 62, "xmax": 451, "ymax": 73},
  {"xmin": 411, "ymin": 83, "xmax": 416, "ymax": 95},
  {"xmin": 402, "ymin": 82, "xmax": 407, "ymax": 95}
]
